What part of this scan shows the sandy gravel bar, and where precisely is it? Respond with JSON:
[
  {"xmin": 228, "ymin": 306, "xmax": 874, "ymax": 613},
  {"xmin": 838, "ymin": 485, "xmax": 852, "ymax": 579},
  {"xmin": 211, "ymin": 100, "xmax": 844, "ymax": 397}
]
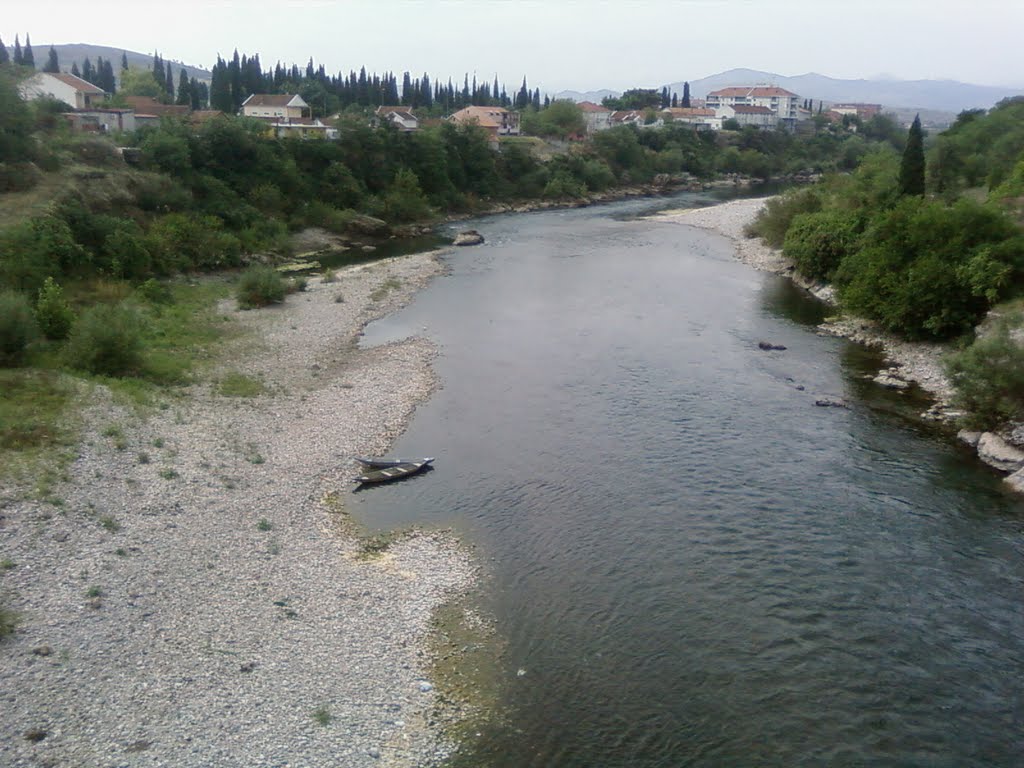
[
  {"xmin": 655, "ymin": 198, "xmax": 954, "ymax": 406},
  {"xmin": 0, "ymin": 251, "xmax": 477, "ymax": 767}
]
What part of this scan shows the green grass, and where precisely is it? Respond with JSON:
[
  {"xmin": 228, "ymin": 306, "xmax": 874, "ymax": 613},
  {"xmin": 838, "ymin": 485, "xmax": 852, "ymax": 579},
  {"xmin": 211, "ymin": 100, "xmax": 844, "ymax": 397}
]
[
  {"xmin": 85, "ymin": 585, "xmax": 103, "ymax": 598},
  {"xmin": 218, "ymin": 372, "xmax": 267, "ymax": 398},
  {"xmin": 256, "ymin": 518, "xmax": 273, "ymax": 531},
  {"xmin": 312, "ymin": 706, "xmax": 332, "ymax": 726},
  {"xmin": 0, "ymin": 607, "xmax": 19, "ymax": 640},
  {"xmin": 99, "ymin": 516, "xmax": 121, "ymax": 533},
  {"xmin": 0, "ymin": 370, "xmax": 78, "ymax": 493},
  {"xmin": 370, "ymin": 277, "xmax": 402, "ymax": 301}
]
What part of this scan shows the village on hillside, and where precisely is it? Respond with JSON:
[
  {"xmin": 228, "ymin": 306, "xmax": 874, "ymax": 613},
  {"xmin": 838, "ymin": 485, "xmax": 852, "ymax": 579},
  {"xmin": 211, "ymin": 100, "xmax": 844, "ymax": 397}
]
[{"xmin": 16, "ymin": 67, "xmax": 885, "ymax": 141}]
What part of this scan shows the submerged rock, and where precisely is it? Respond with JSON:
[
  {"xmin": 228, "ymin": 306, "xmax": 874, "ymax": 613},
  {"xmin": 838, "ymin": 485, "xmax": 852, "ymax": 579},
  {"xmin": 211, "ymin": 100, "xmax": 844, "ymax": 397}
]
[
  {"xmin": 874, "ymin": 368, "xmax": 911, "ymax": 390},
  {"xmin": 977, "ymin": 432, "xmax": 1024, "ymax": 473},
  {"xmin": 814, "ymin": 398, "xmax": 849, "ymax": 409},
  {"xmin": 757, "ymin": 341, "xmax": 787, "ymax": 351},
  {"xmin": 1005, "ymin": 467, "xmax": 1024, "ymax": 493},
  {"xmin": 453, "ymin": 230, "xmax": 484, "ymax": 246}
]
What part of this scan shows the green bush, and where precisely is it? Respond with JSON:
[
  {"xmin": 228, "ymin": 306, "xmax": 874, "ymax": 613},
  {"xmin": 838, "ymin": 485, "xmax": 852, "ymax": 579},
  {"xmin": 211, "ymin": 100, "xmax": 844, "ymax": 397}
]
[
  {"xmin": 146, "ymin": 214, "xmax": 242, "ymax": 272},
  {"xmin": 543, "ymin": 171, "xmax": 586, "ymax": 199},
  {"xmin": 64, "ymin": 304, "xmax": 144, "ymax": 376},
  {"xmin": 946, "ymin": 323, "xmax": 1024, "ymax": 429},
  {"xmin": 834, "ymin": 197, "xmax": 1024, "ymax": 339},
  {"xmin": 35, "ymin": 278, "xmax": 75, "ymax": 341},
  {"xmin": 237, "ymin": 266, "xmax": 285, "ymax": 309},
  {"xmin": 0, "ymin": 290, "xmax": 39, "ymax": 366},
  {"xmin": 783, "ymin": 210, "xmax": 862, "ymax": 281},
  {"xmin": 743, "ymin": 187, "xmax": 823, "ymax": 247},
  {"xmin": 0, "ymin": 216, "xmax": 88, "ymax": 293},
  {"xmin": 135, "ymin": 278, "xmax": 173, "ymax": 305}
]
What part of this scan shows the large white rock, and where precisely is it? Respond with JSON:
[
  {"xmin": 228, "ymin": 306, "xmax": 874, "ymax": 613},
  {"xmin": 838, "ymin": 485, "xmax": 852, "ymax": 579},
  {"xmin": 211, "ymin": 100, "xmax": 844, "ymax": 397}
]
[
  {"xmin": 977, "ymin": 432, "xmax": 1024, "ymax": 473},
  {"xmin": 1005, "ymin": 468, "xmax": 1024, "ymax": 494},
  {"xmin": 957, "ymin": 430, "xmax": 983, "ymax": 448}
]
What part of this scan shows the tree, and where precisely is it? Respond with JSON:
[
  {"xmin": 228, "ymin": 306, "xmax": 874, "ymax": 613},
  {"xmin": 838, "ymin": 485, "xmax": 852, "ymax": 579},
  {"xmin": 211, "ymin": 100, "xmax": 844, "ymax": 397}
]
[
  {"xmin": 119, "ymin": 68, "xmax": 165, "ymax": 98},
  {"xmin": 176, "ymin": 69, "xmax": 191, "ymax": 105},
  {"xmin": 682, "ymin": 82, "xmax": 691, "ymax": 108},
  {"xmin": 165, "ymin": 61, "xmax": 174, "ymax": 99},
  {"xmin": 121, "ymin": 51, "xmax": 129, "ymax": 71},
  {"xmin": 70, "ymin": 61, "xmax": 80, "ymax": 78},
  {"xmin": 43, "ymin": 46, "xmax": 60, "ymax": 73},
  {"xmin": 13, "ymin": 35, "xmax": 22, "ymax": 66},
  {"xmin": 22, "ymin": 34, "xmax": 34, "ymax": 67},
  {"xmin": 898, "ymin": 114, "xmax": 925, "ymax": 196},
  {"xmin": 0, "ymin": 35, "xmax": 8, "ymax": 65}
]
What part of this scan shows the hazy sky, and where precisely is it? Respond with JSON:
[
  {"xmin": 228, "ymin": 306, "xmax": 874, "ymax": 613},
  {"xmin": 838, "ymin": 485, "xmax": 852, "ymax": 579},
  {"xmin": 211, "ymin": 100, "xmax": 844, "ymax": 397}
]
[{"xmin": 5, "ymin": 0, "xmax": 1023, "ymax": 91}]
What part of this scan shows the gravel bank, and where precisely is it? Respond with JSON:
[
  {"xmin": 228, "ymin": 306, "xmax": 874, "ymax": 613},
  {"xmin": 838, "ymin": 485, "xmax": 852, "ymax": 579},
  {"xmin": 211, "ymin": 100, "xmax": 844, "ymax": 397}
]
[
  {"xmin": 654, "ymin": 198, "xmax": 955, "ymax": 409},
  {"xmin": 0, "ymin": 251, "xmax": 477, "ymax": 767}
]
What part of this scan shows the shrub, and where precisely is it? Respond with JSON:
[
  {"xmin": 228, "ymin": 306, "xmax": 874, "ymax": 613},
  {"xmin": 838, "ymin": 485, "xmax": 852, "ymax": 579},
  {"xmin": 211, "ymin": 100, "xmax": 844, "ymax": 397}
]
[
  {"xmin": 35, "ymin": 278, "xmax": 75, "ymax": 341},
  {"xmin": 135, "ymin": 278, "xmax": 173, "ymax": 305},
  {"xmin": 743, "ymin": 187, "xmax": 823, "ymax": 247},
  {"xmin": 237, "ymin": 266, "xmax": 285, "ymax": 309},
  {"xmin": 543, "ymin": 171, "xmax": 586, "ymax": 199},
  {"xmin": 147, "ymin": 213, "xmax": 242, "ymax": 272},
  {"xmin": 834, "ymin": 197, "xmax": 1024, "ymax": 339},
  {"xmin": 783, "ymin": 210, "xmax": 862, "ymax": 281},
  {"xmin": 64, "ymin": 304, "xmax": 144, "ymax": 376},
  {"xmin": 946, "ymin": 324, "xmax": 1024, "ymax": 429},
  {"xmin": 0, "ymin": 291, "xmax": 39, "ymax": 366},
  {"xmin": 0, "ymin": 216, "xmax": 87, "ymax": 293}
]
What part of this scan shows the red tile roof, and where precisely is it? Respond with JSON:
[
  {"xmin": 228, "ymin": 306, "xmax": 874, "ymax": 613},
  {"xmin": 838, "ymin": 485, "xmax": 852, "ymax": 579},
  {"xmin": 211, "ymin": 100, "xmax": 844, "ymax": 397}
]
[
  {"xmin": 123, "ymin": 96, "xmax": 190, "ymax": 117},
  {"xmin": 47, "ymin": 72, "xmax": 106, "ymax": 94},
  {"xmin": 242, "ymin": 94, "xmax": 303, "ymax": 107},
  {"xmin": 577, "ymin": 101, "xmax": 611, "ymax": 113},
  {"xmin": 709, "ymin": 86, "xmax": 798, "ymax": 98}
]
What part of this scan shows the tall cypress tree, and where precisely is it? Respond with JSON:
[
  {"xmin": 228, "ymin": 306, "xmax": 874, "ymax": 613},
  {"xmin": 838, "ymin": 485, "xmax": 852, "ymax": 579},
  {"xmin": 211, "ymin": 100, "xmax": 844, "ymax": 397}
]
[
  {"xmin": 176, "ymin": 69, "xmax": 191, "ymax": 105},
  {"xmin": 682, "ymin": 82, "xmax": 691, "ymax": 108},
  {"xmin": 165, "ymin": 61, "xmax": 174, "ymax": 98},
  {"xmin": 22, "ymin": 34, "xmax": 34, "ymax": 67},
  {"xmin": 13, "ymin": 35, "xmax": 22, "ymax": 65},
  {"xmin": 898, "ymin": 114, "xmax": 926, "ymax": 196},
  {"xmin": 43, "ymin": 46, "xmax": 60, "ymax": 72},
  {"xmin": 121, "ymin": 51, "xmax": 129, "ymax": 71},
  {"xmin": 70, "ymin": 61, "xmax": 81, "ymax": 78},
  {"xmin": 0, "ymin": 36, "xmax": 7, "ymax": 65}
]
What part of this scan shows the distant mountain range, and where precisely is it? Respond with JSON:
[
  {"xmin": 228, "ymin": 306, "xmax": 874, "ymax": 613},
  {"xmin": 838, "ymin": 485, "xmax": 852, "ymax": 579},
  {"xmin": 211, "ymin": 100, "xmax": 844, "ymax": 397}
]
[
  {"xmin": 557, "ymin": 68, "xmax": 1024, "ymax": 116},
  {"xmin": 39, "ymin": 44, "xmax": 211, "ymax": 83}
]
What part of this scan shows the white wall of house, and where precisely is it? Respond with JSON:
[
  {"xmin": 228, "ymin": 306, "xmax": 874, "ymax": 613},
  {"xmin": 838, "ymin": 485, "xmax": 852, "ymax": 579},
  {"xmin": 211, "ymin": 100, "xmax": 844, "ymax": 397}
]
[{"xmin": 19, "ymin": 73, "xmax": 102, "ymax": 110}]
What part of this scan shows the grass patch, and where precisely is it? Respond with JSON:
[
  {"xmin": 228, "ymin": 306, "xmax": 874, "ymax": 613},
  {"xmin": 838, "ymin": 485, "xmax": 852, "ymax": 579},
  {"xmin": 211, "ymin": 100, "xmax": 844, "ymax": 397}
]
[
  {"xmin": 370, "ymin": 277, "xmax": 402, "ymax": 302},
  {"xmin": 85, "ymin": 585, "xmax": 103, "ymax": 598},
  {"xmin": 99, "ymin": 516, "xmax": 121, "ymax": 533},
  {"xmin": 0, "ymin": 370, "xmax": 78, "ymax": 494},
  {"xmin": 159, "ymin": 468, "xmax": 179, "ymax": 480},
  {"xmin": 218, "ymin": 371, "xmax": 266, "ymax": 398},
  {"xmin": 0, "ymin": 607, "xmax": 19, "ymax": 640},
  {"xmin": 312, "ymin": 706, "xmax": 332, "ymax": 727},
  {"xmin": 256, "ymin": 518, "xmax": 273, "ymax": 532},
  {"xmin": 1, "ymin": 559, "xmax": 15, "ymax": 571}
]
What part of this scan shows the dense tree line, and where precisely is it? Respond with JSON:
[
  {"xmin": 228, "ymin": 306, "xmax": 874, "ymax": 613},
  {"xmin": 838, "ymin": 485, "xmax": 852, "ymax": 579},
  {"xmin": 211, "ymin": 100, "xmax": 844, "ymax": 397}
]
[{"xmin": 207, "ymin": 49, "xmax": 540, "ymax": 116}]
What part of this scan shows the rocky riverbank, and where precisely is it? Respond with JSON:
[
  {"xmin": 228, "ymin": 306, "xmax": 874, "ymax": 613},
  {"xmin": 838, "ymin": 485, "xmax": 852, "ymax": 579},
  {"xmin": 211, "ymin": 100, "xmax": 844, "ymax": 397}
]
[
  {"xmin": 0, "ymin": 251, "xmax": 476, "ymax": 766},
  {"xmin": 656, "ymin": 197, "xmax": 1024, "ymax": 494}
]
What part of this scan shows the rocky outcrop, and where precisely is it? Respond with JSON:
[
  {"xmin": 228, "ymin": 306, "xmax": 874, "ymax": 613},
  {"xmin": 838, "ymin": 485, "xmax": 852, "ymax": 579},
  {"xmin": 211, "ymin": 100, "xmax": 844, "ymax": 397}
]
[
  {"xmin": 957, "ymin": 430, "xmax": 983, "ymax": 448},
  {"xmin": 977, "ymin": 432, "xmax": 1024, "ymax": 473},
  {"xmin": 873, "ymin": 368, "xmax": 911, "ymax": 390},
  {"xmin": 453, "ymin": 230, "xmax": 485, "ymax": 246},
  {"xmin": 1005, "ymin": 468, "xmax": 1024, "ymax": 493},
  {"xmin": 347, "ymin": 213, "xmax": 390, "ymax": 236}
]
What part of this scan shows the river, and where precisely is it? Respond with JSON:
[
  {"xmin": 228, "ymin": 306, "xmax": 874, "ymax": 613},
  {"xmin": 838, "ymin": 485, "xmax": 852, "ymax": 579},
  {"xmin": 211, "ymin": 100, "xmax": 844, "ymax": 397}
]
[{"xmin": 350, "ymin": 194, "xmax": 1024, "ymax": 767}]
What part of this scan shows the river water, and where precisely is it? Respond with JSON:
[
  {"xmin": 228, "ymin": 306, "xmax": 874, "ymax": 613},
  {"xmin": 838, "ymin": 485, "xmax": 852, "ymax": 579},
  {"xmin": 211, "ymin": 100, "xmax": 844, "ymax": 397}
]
[{"xmin": 351, "ymin": 195, "xmax": 1024, "ymax": 767}]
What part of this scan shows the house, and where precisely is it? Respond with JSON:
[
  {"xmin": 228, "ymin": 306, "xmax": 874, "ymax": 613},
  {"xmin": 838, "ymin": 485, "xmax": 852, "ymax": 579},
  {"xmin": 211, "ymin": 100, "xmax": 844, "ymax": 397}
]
[
  {"xmin": 660, "ymin": 107, "xmax": 722, "ymax": 131},
  {"xmin": 830, "ymin": 103, "xmax": 883, "ymax": 121},
  {"xmin": 609, "ymin": 110, "xmax": 655, "ymax": 128},
  {"xmin": 577, "ymin": 101, "xmax": 613, "ymax": 134},
  {"xmin": 240, "ymin": 94, "xmax": 310, "ymax": 120},
  {"xmin": 19, "ymin": 71, "xmax": 106, "ymax": 110},
  {"xmin": 706, "ymin": 86, "xmax": 799, "ymax": 129},
  {"xmin": 122, "ymin": 96, "xmax": 190, "ymax": 118},
  {"xmin": 261, "ymin": 117, "xmax": 338, "ymax": 140},
  {"xmin": 448, "ymin": 106, "xmax": 520, "ymax": 137},
  {"xmin": 374, "ymin": 106, "xmax": 419, "ymax": 131},
  {"xmin": 716, "ymin": 104, "xmax": 777, "ymax": 129},
  {"xmin": 63, "ymin": 108, "xmax": 136, "ymax": 133}
]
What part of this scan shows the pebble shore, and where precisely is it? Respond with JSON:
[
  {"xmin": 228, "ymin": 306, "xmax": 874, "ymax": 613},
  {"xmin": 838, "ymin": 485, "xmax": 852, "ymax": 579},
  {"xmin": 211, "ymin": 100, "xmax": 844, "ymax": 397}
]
[{"xmin": 0, "ymin": 251, "xmax": 476, "ymax": 767}]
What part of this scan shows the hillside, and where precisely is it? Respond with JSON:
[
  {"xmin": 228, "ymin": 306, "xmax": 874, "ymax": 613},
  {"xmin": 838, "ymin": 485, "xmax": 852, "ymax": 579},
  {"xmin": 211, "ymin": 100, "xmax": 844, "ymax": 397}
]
[{"xmin": 37, "ymin": 43, "xmax": 211, "ymax": 83}]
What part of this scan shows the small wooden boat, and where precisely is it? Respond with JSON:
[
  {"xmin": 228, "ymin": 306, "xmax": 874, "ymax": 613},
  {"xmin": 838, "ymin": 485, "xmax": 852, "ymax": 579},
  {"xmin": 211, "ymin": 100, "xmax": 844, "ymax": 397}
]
[
  {"xmin": 355, "ymin": 456, "xmax": 434, "ymax": 470},
  {"xmin": 354, "ymin": 460, "xmax": 432, "ymax": 485}
]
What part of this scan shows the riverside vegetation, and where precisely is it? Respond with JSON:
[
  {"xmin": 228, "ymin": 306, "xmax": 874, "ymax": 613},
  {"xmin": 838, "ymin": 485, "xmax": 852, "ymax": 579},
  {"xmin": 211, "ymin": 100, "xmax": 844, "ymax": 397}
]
[
  {"xmin": 744, "ymin": 97, "xmax": 1024, "ymax": 432},
  {"xmin": 0, "ymin": 57, "xmax": 1007, "ymax": 643}
]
